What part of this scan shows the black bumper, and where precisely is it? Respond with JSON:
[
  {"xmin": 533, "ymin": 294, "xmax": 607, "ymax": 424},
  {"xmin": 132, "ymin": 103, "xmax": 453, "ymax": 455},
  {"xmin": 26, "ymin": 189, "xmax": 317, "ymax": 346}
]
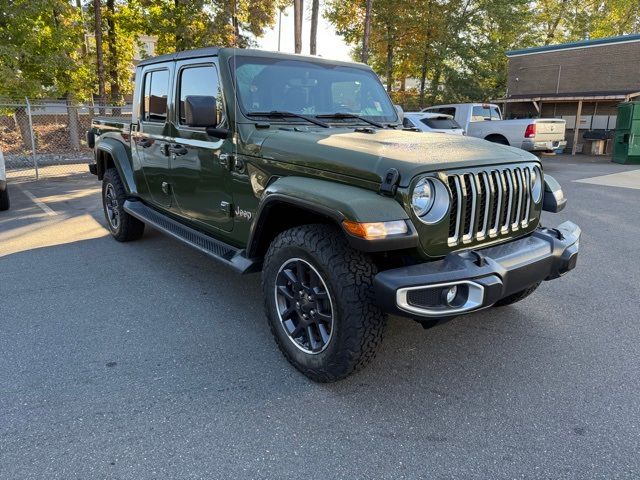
[{"xmin": 374, "ymin": 221, "xmax": 580, "ymax": 318}]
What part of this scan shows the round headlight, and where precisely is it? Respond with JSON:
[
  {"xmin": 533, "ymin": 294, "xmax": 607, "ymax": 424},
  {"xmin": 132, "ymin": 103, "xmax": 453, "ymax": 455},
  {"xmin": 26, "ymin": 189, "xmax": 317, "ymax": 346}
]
[
  {"xmin": 531, "ymin": 167, "xmax": 542, "ymax": 202},
  {"xmin": 411, "ymin": 178, "xmax": 435, "ymax": 217},
  {"xmin": 411, "ymin": 177, "xmax": 450, "ymax": 224}
]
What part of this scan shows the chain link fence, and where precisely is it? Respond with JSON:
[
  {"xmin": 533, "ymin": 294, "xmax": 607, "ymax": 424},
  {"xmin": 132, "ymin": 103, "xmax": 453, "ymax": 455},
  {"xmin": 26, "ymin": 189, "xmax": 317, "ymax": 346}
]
[{"xmin": 0, "ymin": 99, "xmax": 132, "ymax": 180}]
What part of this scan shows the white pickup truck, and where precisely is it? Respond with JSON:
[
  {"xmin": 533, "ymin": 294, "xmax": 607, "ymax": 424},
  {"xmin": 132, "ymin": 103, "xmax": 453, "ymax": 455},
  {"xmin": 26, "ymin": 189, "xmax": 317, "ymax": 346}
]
[{"xmin": 423, "ymin": 103, "xmax": 567, "ymax": 153}]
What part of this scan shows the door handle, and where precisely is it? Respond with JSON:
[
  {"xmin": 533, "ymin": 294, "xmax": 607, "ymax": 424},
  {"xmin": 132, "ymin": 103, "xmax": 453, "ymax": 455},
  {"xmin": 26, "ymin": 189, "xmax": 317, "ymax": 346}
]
[
  {"xmin": 139, "ymin": 138, "xmax": 153, "ymax": 148},
  {"xmin": 169, "ymin": 144, "xmax": 188, "ymax": 156}
]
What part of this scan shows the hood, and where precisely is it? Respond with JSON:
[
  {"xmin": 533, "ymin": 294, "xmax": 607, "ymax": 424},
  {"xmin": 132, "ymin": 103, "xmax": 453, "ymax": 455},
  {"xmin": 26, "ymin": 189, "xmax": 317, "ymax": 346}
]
[{"xmin": 254, "ymin": 128, "xmax": 534, "ymax": 187}]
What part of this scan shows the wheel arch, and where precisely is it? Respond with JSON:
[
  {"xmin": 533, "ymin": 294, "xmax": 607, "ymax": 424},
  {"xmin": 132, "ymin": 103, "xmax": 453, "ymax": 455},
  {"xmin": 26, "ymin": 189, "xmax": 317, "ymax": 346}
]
[
  {"xmin": 484, "ymin": 133, "xmax": 510, "ymax": 145},
  {"xmin": 95, "ymin": 138, "xmax": 137, "ymax": 195}
]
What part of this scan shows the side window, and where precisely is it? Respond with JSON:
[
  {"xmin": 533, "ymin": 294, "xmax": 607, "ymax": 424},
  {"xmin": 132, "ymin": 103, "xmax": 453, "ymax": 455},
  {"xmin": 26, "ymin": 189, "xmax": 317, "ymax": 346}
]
[
  {"xmin": 490, "ymin": 106, "xmax": 501, "ymax": 120},
  {"xmin": 471, "ymin": 105, "xmax": 491, "ymax": 122},
  {"xmin": 178, "ymin": 65, "xmax": 223, "ymax": 126},
  {"xmin": 142, "ymin": 69, "xmax": 169, "ymax": 123}
]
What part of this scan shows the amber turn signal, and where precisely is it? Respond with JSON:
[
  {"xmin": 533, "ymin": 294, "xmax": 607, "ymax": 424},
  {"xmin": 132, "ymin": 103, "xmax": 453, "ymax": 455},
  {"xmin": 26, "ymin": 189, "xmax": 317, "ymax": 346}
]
[{"xmin": 342, "ymin": 220, "xmax": 408, "ymax": 239}]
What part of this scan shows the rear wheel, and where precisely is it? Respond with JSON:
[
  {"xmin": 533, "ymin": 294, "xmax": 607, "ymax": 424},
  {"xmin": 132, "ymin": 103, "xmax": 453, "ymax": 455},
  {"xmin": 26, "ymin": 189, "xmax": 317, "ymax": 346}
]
[
  {"xmin": 0, "ymin": 186, "xmax": 9, "ymax": 211},
  {"xmin": 102, "ymin": 168, "xmax": 145, "ymax": 242},
  {"xmin": 262, "ymin": 224, "xmax": 386, "ymax": 382},
  {"xmin": 494, "ymin": 282, "xmax": 541, "ymax": 307}
]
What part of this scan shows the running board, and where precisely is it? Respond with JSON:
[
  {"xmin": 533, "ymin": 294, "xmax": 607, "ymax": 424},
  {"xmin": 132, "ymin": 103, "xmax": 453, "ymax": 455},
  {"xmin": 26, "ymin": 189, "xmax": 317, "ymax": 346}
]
[{"xmin": 123, "ymin": 200, "xmax": 258, "ymax": 274}]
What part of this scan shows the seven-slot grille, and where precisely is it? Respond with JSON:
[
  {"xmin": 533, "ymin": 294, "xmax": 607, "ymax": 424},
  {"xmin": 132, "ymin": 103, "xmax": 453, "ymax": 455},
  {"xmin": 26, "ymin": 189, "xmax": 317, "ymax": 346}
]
[{"xmin": 446, "ymin": 165, "xmax": 538, "ymax": 246}]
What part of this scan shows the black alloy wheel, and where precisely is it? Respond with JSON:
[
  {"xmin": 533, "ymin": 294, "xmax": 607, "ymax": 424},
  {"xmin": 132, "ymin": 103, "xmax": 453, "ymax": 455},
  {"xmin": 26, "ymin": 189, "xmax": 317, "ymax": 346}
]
[
  {"xmin": 104, "ymin": 182, "xmax": 121, "ymax": 231},
  {"xmin": 275, "ymin": 257, "xmax": 334, "ymax": 354}
]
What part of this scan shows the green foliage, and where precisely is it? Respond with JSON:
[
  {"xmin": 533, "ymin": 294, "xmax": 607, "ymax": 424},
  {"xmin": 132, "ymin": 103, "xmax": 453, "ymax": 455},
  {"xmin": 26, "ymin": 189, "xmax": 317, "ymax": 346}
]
[
  {"xmin": 327, "ymin": 0, "xmax": 640, "ymax": 106},
  {"xmin": 0, "ymin": 0, "xmax": 94, "ymax": 99},
  {"xmin": 0, "ymin": 0, "xmax": 284, "ymax": 101}
]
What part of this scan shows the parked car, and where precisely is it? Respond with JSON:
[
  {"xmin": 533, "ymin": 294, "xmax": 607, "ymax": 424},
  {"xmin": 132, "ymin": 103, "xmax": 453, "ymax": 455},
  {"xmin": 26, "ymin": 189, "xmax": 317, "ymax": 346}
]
[
  {"xmin": 0, "ymin": 147, "xmax": 9, "ymax": 211},
  {"xmin": 88, "ymin": 48, "xmax": 580, "ymax": 382},
  {"xmin": 403, "ymin": 112, "xmax": 465, "ymax": 135},
  {"xmin": 423, "ymin": 103, "xmax": 567, "ymax": 153}
]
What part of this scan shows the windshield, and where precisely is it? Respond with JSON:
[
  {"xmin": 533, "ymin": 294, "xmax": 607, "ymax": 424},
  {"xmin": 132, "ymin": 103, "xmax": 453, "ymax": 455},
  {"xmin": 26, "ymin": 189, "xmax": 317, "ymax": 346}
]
[{"xmin": 230, "ymin": 56, "xmax": 398, "ymax": 124}]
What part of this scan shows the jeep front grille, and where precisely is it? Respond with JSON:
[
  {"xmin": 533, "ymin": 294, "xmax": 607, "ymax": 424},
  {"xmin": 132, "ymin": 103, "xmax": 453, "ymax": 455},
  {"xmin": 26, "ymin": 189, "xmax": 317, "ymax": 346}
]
[{"xmin": 446, "ymin": 166, "xmax": 536, "ymax": 246}]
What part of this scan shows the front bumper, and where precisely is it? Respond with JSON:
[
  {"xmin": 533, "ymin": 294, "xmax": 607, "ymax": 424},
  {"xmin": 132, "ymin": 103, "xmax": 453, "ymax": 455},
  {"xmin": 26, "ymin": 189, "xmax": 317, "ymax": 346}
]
[
  {"xmin": 373, "ymin": 221, "xmax": 580, "ymax": 318},
  {"xmin": 522, "ymin": 139, "xmax": 567, "ymax": 152}
]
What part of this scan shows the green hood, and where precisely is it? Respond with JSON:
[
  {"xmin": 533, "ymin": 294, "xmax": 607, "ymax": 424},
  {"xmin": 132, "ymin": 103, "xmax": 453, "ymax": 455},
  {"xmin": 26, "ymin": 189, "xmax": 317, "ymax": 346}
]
[{"xmin": 255, "ymin": 128, "xmax": 535, "ymax": 187}]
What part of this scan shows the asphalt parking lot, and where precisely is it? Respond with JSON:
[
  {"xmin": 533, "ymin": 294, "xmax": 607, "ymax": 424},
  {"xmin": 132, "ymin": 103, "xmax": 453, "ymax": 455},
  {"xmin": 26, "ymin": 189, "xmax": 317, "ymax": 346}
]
[{"xmin": 1, "ymin": 155, "xmax": 639, "ymax": 479}]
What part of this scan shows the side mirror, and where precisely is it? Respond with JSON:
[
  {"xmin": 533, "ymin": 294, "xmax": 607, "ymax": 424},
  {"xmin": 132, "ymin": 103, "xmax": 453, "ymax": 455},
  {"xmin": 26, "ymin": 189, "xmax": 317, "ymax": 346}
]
[
  {"xmin": 184, "ymin": 95, "xmax": 229, "ymax": 139},
  {"xmin": 184, "ymin": 95, "xmax": 217, "ymax": 127},
  {"xmin": 394, "ymin": 104, "xmax": 404, "ymax": 122}
]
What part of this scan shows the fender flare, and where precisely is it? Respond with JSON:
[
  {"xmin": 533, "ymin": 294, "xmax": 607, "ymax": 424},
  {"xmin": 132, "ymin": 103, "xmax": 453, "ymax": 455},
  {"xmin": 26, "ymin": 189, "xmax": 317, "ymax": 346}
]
[
  {"xmin": 246, "ymin": 176, "xmax": 418, "ymax": 256},
  {"xmin": 542, "ymin": 174, "xmax": 566, "ymax": 212},
  {"xmin": 95, "ymin": 137, "xmax": 138, "ymax": 195}
]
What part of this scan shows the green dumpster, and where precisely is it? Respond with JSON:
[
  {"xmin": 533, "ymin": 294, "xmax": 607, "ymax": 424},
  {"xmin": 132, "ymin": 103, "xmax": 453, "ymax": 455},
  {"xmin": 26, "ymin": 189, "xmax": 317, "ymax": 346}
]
[{"xmin": 613, "ymin": 101, "xmax": 640, "ymax": 164}]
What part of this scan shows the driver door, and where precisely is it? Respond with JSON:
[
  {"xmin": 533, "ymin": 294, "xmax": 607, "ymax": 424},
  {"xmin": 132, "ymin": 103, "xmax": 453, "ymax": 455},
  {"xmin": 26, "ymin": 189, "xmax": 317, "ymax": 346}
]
[{"xmin": 169, "ymin": 60, "xmax": 234, "ymax": 232}]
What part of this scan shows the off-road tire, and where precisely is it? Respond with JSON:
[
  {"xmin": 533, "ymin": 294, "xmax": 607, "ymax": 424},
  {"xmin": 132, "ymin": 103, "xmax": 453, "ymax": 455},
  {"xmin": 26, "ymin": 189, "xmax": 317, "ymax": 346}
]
[
  {"xmin": 262, "ymin": 224, "xmax": 386, "ymax": 382},
  {"xmin": 0, "ymin": 186, "xmax": 9, "ymax": 211},
  {"xmin": 494, "ymin": 282, "xmax": 541, "ymax": 307},
  {"xmin": 102, "ymin": 168, "xmax": 145, "ymax": 242}
]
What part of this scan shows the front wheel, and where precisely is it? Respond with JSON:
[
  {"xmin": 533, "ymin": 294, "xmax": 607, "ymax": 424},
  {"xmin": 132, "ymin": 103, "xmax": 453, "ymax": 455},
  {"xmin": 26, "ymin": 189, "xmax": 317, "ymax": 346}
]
[{"xmin": 262, "ymin": 224, "xmax": 386, "ymax": 382}]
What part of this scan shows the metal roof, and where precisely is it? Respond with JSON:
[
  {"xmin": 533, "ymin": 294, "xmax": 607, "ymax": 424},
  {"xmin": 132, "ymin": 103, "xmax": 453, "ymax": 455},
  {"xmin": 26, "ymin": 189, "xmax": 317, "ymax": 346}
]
[
  {"xmin": 492, "ymin": 91, "xmax": 640, "ymax": 103},
  {"xmin": 136, "ymin": 47, "xmax": 368, "ymax": 69},
  {"xmin": 507, "ymin": 34, "xmax": 640, "ymax": 57},
  {"xmin": 136, "ymin": 47, "xmax": 221, "ymax": 67}
]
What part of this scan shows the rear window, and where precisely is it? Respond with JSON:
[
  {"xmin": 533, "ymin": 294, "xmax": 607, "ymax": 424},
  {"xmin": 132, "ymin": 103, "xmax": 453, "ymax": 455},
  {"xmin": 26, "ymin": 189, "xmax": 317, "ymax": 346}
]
[
  {"xmin": 421, "ymin": 117, "xmax": 461, "ymax": 130},
  {"xmin": 142, "ymin": 69, "xmax": 169, "ymax": 123},
  {"xmin": 471, "ymin": 105, "xmax": 501, "ymax": 122}
]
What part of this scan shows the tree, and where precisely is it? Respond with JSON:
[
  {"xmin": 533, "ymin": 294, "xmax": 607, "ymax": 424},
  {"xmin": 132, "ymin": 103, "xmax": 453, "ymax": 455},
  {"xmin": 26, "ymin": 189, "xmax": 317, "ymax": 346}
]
[
  {"xmin": 361, "ymin": 0, "xmax": 373, "ymax": 63},
  {"xmin": 294, "ymin": 0, "xmax": 303, "ymax": 53},
  {"xmin": 310, "ymin": 0, "xmax": 319, "ymax": 55},
  {"xmin": 93, "ymin": 0, "xmax": 106, "ymax": 108}
]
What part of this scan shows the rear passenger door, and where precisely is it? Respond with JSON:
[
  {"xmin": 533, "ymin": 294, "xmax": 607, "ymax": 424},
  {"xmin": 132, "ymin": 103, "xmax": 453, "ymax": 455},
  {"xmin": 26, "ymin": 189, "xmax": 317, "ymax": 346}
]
[
  {"xmin": 137, "ymin": 65, "xmax": 174, "ymax": 208},
  {"xmin": 169, "ymin": 60, "xmax": 233, "ymax": 232}
]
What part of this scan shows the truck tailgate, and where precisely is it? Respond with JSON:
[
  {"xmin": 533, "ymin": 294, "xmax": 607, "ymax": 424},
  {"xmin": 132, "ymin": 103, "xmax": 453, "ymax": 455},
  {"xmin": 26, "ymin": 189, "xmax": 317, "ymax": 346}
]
[{"xmin": 533, "ymin": 120, "xmax": 566, "ymax": 141}]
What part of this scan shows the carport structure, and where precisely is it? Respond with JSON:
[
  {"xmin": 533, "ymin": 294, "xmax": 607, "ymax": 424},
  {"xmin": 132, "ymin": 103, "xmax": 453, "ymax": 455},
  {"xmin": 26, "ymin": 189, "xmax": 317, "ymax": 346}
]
[
  {"xmin": 496, "ymin": 91, "xmax": 640, "ymax": 155},
  {"xmin": 494, "ymin": 34, "xmax": 640, "ymax": 155}
]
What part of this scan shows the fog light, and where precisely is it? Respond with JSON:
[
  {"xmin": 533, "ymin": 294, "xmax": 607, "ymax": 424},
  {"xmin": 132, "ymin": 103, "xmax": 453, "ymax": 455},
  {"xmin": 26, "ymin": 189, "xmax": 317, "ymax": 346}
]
[{"xmin": 444, "ymin": 285, "xmax": 458, "ymax": 305}]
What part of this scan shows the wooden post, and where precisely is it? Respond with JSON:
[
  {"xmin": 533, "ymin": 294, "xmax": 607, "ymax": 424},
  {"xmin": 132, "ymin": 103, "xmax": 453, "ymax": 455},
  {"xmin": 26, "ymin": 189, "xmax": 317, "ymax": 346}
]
[{"xmin": 571, "ymin": 100, "xmax": 583, "ymax": 156}]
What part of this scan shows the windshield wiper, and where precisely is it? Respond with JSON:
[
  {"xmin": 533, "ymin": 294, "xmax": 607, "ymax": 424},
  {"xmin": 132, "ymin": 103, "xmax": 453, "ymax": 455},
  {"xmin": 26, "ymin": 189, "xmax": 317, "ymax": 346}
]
[
  {"xmin": 246, "ymin": 110, "xmax": 329, "ymax": 128},
  {"xmin": 315, "ymin": 113, "xmax": 385, "ymax": 129}
]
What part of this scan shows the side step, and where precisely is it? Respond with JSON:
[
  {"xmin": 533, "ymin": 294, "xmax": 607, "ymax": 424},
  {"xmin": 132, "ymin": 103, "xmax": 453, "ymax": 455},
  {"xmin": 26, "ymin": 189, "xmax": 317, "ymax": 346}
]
[{"xmin": 123, "ymin": 200, "xmax": 258, "ymax": 274}]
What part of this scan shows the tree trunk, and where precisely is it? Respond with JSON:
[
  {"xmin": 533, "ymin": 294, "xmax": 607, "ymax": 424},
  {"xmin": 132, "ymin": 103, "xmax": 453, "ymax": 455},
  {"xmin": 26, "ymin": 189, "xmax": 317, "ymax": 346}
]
[
  {"xmin": 66, "ymin": 96, "xmax": 81, "ymax": 151},
  {"xmin": 418, "ymin": 42, "xmax": 430, "ymax": 108},
  {"xmin": 93, "ymin": 0, "xmax": 106, "ymax": 115},
  {"xmin": 361, "ymin": 0, "xmax": 373, "ymax": 63},
  {"xmin": 310, "ymin": 0, "xmax": 319, "ymax": 55},
  {"xmin": 385, "ymin": 26, "xmax": 394, "ymax": 92},
  {"xmin": 106, "ymin": 0, "xmax": 121, "ymax": 114},
  {"xmin": 429, "ymin": 67, "xmax": 442, "ymax": 105},
  {"xmin": 14, "ymin": 107, "xmax": 35, "ymax": 152},
  {"xmin": 294, "ymin": 0, "xmax": 303, "ymax": 54}
]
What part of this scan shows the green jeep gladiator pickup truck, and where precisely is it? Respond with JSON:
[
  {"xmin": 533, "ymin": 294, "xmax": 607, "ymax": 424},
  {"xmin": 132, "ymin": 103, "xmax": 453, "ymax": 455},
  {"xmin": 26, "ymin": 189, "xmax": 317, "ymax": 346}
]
[{"xmin": 88, "ymin": 48, "xmax": 580, "ymax": 382}]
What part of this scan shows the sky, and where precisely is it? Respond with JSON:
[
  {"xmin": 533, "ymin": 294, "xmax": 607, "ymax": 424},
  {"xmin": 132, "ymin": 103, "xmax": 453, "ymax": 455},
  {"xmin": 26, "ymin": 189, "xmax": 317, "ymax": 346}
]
[{"xmin": 255, "ymin": 5, "xmax": 353, "ymax": 62}]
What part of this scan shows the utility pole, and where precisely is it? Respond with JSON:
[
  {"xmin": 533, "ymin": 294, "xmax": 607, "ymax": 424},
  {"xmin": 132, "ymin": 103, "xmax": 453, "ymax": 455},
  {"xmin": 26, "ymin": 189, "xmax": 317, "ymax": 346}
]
[
  {"xmin": 362, "ymin": 0, "xmax": 373, "ymax": 63},
  {"xmin": 277, "ymin": 7, "xmax": 283, "ymax": 51}
]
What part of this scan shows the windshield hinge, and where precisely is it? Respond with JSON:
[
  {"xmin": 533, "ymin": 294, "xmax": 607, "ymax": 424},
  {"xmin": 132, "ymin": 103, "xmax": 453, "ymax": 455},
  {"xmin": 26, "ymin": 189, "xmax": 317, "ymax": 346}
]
[{"xmin": 379, "ymin": 168, "xmax": 400, "ymax": 196}]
